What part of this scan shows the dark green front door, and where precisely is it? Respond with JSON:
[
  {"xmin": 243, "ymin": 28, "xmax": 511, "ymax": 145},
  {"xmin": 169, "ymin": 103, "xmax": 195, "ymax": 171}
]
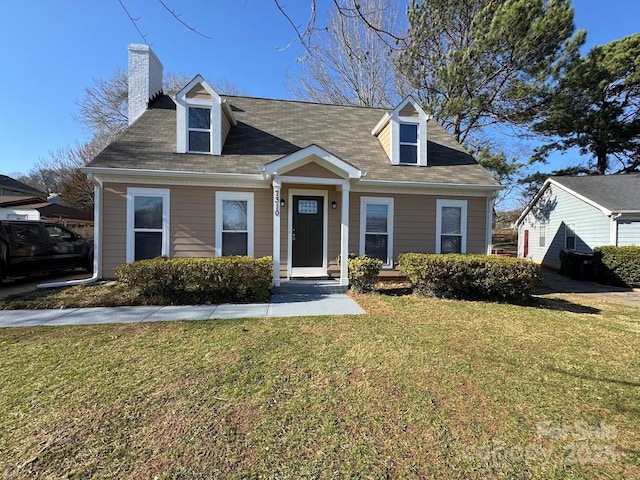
[{"xmin": 292, "ymin": 195, "xmax": 323, "ymax": 268}]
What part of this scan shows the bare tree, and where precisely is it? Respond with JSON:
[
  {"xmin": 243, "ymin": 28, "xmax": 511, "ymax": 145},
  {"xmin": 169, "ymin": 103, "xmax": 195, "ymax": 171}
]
[
  {"xmin": 19, "ymin": 71, "xmax": 246, "ymax": 213},
  {"xmin": 290, "ymin": 0, "xmax": 408, "ymax": 108}
]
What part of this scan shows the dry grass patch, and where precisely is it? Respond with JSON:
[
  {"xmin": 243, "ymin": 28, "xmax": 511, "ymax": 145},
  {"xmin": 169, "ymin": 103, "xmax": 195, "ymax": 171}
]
[
  {"xmin": 0, "ymin": 281, "xmax": 143, "ymax": 309},
  {"xmin": 1, "ymin": 293, "xmax": 639, "ymax": 478}
]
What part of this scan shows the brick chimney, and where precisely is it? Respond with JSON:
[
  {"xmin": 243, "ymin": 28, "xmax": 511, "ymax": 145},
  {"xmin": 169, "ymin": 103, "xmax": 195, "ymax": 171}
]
[{"xmin": 127, "ymin": 44, "xmax": 163, "ymax": 125}]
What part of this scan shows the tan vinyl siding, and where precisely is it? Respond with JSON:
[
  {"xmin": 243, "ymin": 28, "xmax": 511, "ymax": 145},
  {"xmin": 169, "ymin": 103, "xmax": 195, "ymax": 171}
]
[
  {"xmin": 349, "ymin": 193, "xmax": 488, "ymax": 264},
  {"xmin": 285, "ymin": 162, "xmax": 341, "ymax": 179},
  {"xmin": 186, "ymin": 83, "xmax": 212, "ymax": 99},
  {"xmin": 102, "ymin": 184, "xmax": 128, "ymax": 278},
  {"xmin": 399, "ymin": 103, "xmax": 420, "ymax": 117},
  {"xmin": 100, "ymin": 183, "xmax": 271, "ymax": 278},
  {"xmin": 378, "ymin": 121, "xmax": 391, "ymax": 159},
  {"xmin": 171, "ymin": 188, "xmax": 215, "ymax": 257},
  {"xmin": 253, "ymin": 188, "xmax": 273, "ymax": 257},
  {"xmin": 221, "ymin": 109, "xmax": 232, "ymax": 145}
]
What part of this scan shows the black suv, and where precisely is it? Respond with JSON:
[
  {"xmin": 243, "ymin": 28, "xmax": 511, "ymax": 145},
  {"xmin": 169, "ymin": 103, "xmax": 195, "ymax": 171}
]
[{"xmin": 0, "ymin": 220, "xmax": 93, "ymax": 282}]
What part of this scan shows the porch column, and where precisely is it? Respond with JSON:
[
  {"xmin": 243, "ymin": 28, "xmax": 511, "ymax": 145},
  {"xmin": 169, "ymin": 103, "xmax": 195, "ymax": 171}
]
[
  {"xmin": 340, "ymin": 183, "xmax": 350, "ymax": 286},
  {"xmin": 272, "ymin": 179, "xmax": 281, "ymax": 287}
]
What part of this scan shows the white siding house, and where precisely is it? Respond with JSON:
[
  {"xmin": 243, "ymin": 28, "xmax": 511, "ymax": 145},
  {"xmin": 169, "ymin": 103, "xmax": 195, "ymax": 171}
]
[{"xmin": 516, "ymin": 175, "xmax": 640, "ymax": 268}]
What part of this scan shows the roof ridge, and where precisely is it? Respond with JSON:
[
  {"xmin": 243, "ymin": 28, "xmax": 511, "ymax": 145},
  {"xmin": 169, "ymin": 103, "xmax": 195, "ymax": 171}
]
[{"xmin": 220, "ymin": 94, "xmax": 391, "ymax": 112}]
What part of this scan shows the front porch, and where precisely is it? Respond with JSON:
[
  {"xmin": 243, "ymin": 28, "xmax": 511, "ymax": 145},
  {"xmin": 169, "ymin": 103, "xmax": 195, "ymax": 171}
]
[{"xmin": 260, "ymin": 145, "xmax": 363, "ymax": 287}]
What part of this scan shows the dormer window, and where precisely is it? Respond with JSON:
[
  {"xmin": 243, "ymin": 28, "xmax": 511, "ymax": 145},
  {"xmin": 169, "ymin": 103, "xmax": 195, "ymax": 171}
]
[
  {"xmin": 175, "ymin": 75, "xmax": 236, "ymax": 156},
  {"xmin": 399, "ymin": 123, "xmax": 418, "ymax": 164},
  {"xmin": 371, "ymin": 96, "xmax": 428, "ymax": 167},
  {"xmin": 188, "ymin": 107, "xmax": 211, "ymax": 153}
]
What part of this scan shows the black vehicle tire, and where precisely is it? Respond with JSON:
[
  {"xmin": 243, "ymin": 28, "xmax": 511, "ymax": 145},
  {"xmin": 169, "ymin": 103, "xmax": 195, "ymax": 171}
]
[
  {"xmin": 83, "ymin": 247, "xmax": 94, "ymax": 273},
  {"xmin": 0, "ymin": 242, "xmax": 6, "ymax": 283}
]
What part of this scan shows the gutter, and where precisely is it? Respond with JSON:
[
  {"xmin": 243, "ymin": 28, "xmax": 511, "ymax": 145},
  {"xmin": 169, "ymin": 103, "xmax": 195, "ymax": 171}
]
[{"xmin": 38, "ymin": 174, "xmax": 103, "ymax": 289}]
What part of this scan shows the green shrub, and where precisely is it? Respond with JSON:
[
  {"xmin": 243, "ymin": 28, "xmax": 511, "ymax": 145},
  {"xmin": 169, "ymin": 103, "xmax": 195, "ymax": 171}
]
[
  {"xmin": 593, "ymin": 246, "xmax": 640, "ymax": 287},
  {"xmin": 115, "ymin": 256, "xmax": 272, "ymax": 304},
  {"xmin": 348, "ymin": 255, "xmax": 383, "ymax": 293},
  {"xmin": 398, "ymin": 253, "xmax": 541, "ymax": 301}
]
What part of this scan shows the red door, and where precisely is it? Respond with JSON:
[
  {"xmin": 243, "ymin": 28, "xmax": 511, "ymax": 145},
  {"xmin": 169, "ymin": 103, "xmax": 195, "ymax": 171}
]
[{"xmin": 523, "ymin": 229, "xmax": 529, "ymax": 257}]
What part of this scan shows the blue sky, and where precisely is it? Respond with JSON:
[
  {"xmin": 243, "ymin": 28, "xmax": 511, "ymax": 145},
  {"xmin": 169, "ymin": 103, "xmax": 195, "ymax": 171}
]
[{"xmin": 0, "ymin": 1, "xmax": 638, "ymax": 180}]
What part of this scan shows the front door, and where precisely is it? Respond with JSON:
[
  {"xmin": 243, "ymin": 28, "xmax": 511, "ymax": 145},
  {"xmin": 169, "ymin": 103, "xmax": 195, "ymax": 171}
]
[{"xmin": 292, "ymin": 195, "xmax": 324, "ymax": 274}]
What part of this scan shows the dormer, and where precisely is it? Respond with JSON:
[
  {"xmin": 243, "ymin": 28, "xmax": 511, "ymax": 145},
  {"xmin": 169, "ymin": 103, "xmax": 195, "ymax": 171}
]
[
  {"xmin": 175, "ymin": 75, "xmax": 236, "ymax": 155},
  {"xmin": 372, "ymin": 96, "xmax": 428, "ymax": 166}
]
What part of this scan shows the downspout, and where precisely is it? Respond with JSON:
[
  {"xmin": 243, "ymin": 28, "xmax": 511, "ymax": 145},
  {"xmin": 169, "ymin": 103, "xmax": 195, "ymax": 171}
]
[
  {"xmin": 38, "ymin": 174, "xmax": 103, "ymax": 288},
  {"xmin": 609, "ymin": 212, "xmax": 622, "ymax": 246},
  {"xmin": 485, "ymin": 192, "xmax": 498, "ymax": 255}
]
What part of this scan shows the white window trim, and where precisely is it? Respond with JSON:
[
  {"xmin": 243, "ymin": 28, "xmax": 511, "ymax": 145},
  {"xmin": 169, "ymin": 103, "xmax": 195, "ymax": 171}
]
[
  {"xmin": 287, "ymin": 188, "xmax": 328, "ymax": 278},
  {"xmin": 398, "ymin": 123, "xmax": 419, "ymax": 164},
  {"xmin": 436, "ymin": 199, "xmax": 467, "ymax": 254},
  {"xmin": 176, "ymin": 76, "xmax": 223, "ymax": 155},
  {"xmin": 359, "ymin": 196, "xmax": 394, "ymax": 268},
  {"xmin": 187, "ymin": 105, "xmax": 213, "ymax": 154},
  {"xmin": 215, "ymin": 191, "xmax": 254, "ymax": 257},
  {"xmin": 388, "ymin": 96, "xmax": 428, "ymax": 167},
  {"xmin": 126, "ymin": 187, "xmax": 170, "ymax": 263},
  {"xmin": 539, "ymin": 225, "xmax": 546, "ymax": 248}
]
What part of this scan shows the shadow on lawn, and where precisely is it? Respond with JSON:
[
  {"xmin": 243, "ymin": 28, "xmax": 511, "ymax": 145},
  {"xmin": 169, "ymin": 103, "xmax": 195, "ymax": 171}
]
[
  {"xmin": 547, "ymin": 366, "xmax": 640, "ymax": 388},
  {"xmin": 375, "ymin": 284, "xmax": 601, "ymax": 314},
  {"xmin": 528, "ymin": 296, "xmax": 601, "ymax": 315}
]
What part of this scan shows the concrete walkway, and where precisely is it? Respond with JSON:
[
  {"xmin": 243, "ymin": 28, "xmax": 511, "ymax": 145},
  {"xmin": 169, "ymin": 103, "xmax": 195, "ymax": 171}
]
[{"xmin": 0, "ymin": 292, "xmax": 364, "ymax": 328}]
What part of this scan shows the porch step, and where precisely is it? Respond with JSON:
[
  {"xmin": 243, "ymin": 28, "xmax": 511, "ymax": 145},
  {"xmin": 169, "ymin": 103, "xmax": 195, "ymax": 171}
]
[{"xmin": 273, "ymin": 278, "xmax": 347, "ymax": 295}]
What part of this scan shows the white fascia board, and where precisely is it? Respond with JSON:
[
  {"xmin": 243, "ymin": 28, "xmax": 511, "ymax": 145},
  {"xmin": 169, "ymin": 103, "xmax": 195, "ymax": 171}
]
[
  {"xmin": 82, "ymin": 167, "xmax": 269, "ymax": 187},
  {"xmin": 176, "ymin": 74, "xmax": 221, "ymax": 103},
  {"xmin": 356, "ymin": 179, "xmax": 503, "ymax": 192},
  {"xmin": 261, "ymin": 145, "xmax": 362, "ymax": 179},
  {"xmin": 371, "ymin": 112, "xmax": 390, "ymax": 136},
  {"xmin": 611, "ymin": 210, "xmax": 640, "ymax": 215},
  {"xmin": 548, "ymin": 179, "xmax": 613, "ymax": 216},
  {"xmin": 516, "ymin": 179, "xmax": 552, "ymax": 227},
  {"xmin": 221, "ymin": 99, "xmax": 237, "ymax": 126},
  {"xmin": 393, "ymin": 95, "xmax": 427, "ymax": 118}
]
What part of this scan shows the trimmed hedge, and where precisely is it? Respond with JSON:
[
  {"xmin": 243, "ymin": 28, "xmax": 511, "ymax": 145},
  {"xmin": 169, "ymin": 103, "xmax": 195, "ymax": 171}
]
[
  {"xmin": 593, "ymin": 246, "xmax": 640, "ymax": 287},
  {"xmin": 348, "ymin": 255, "xmax": 383, "ymax": 293},
  {"xmin": 115, "ymin": 256, "xmax": 272, "ymax": 304},
  {"xmin": 398, "ymin": 253, "xmax": 541, "ymax": 301}
]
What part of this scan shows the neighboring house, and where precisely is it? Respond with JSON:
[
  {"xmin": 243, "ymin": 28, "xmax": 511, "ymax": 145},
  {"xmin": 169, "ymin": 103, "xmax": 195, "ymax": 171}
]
[
  {"xmin": 0, "ymin": 195, "xmax": 43, "ymax": 220},
  {"xmin": 516, "ymin": 174, "xmax": 640, "ymax": 268},
  {"xmin": 0, "ymin": 175, "xmax": 47, "ymax": 220},
  {"xmin": 0, "ymin": 174, "xmax": 46, "ymax": 198},
  {"xmin": 83, "ymin": 44, "xmax": 502, "ymax": 285}
]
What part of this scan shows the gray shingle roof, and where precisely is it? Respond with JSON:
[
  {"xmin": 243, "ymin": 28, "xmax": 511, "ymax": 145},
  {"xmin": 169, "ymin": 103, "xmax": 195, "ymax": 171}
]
[
  {"xmin": 0, "ymin": 175, "xmax": 46, "ymax": 197},
  {"xmin": 553, "ymin": 174, "xmax": 640, "ymax": 212},
  {"xmin": 88, "ymin": 95, "xmax": 500, "ymax": 186}
]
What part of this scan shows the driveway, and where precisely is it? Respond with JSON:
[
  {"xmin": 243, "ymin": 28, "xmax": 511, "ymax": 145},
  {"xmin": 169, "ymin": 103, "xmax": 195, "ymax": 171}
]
[
  {"xmin": 540, "ymin": 268, "xmax": 640, "ymax": 308},
  {"xmin": 0, "ymin": 271, "xmax": 92, "ymax": 300}
]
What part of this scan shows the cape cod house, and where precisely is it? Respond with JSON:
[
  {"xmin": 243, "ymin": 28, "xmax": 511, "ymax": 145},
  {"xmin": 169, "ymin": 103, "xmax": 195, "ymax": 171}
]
[
  {"xmin": 83, "ymin": 44, "xmax": 502, "ymax": 286},
  {"xmin": 516, "ymin": 175, "xmax": 640, "ymax": 268}
]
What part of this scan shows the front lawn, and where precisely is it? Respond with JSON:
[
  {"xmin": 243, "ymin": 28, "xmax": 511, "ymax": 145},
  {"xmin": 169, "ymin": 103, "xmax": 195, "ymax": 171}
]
[{"xmin": 1, "ymin": 293, "xmax": 638, "ymax": 478}]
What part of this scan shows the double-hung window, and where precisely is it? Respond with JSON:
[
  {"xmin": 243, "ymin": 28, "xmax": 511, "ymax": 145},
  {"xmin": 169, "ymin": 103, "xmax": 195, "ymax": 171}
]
[
  {"xmin": 436, "ymin": 199, "xmax": 467, "ymax": 254},
  {"xmin": 188, "ymin": 106, "xmax": 211, "ymax": 153},
  {"xmin": 539, "ymin": 226, "xmax": 546, "ymax": 248},
  {"xmin": 360, "ymin": 197, "xmax": 394, "ymax": 267},
  {"xmin": 215, "ymin": 192, "xmax": 254, "ymax": 257},
  {"xmin": 126, "ymin": 188, "xmax": 170, "ymax": 262},
  {"xmin": 399, "ymin": 123, "xmax": 418, "ymax": 164}
]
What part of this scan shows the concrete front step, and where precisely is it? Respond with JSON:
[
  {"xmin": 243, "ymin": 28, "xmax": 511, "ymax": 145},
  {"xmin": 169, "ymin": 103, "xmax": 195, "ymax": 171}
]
[{"xmin": 273, "ymin": 278, "xmax": 347, "ymax": 294}]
